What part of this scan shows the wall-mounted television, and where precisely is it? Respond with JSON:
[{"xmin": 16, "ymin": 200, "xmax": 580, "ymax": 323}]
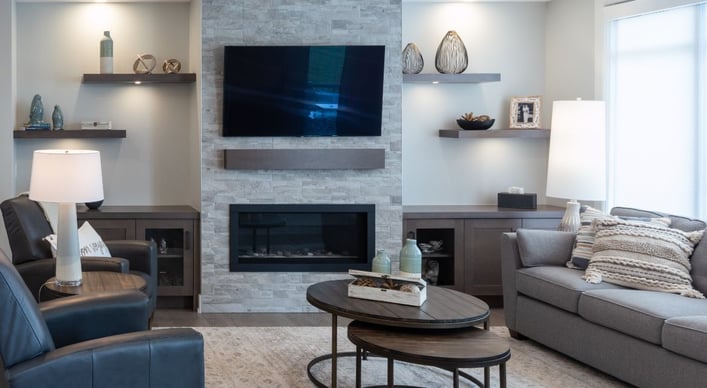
[{"xmin": 222, "ymin": 45, "xmax": 385, "ymax": 137}]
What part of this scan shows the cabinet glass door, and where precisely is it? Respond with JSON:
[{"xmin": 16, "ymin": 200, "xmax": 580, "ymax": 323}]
[
  {"xmin": 403, "ymin": 219, "xmax": 464, "ymax": 291},
  {"xmin": 137, "ymin": 220, "xmax": 193, "ymax": 296}
]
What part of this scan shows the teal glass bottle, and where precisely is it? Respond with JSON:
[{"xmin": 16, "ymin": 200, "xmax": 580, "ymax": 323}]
[
  {"xmin": 399, "ymin": 239, "xmax": 422, "ymax": 278},
  {"xmin": 371, "ymin": 249, "xmax": 391, "ymax": 274}
]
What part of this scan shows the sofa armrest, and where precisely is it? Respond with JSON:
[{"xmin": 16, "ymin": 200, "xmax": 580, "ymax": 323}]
[
  {"xmin": 80, "ymin": 257, "xmax": 129, "ymax": 273},
  {"xmin": 104, "ymin": 240, "xmax": 156, "ymax": 278},
  {"xmin": 500, "ymin": 232, "xmax": 522, "ymax": 332},
  {"xmin": 6, "ymin": 328, "xmax": 204, "ymax": 388},
  {"xmin": 39, "ymin": 290, "xmax": 150, "ymax": 348}
]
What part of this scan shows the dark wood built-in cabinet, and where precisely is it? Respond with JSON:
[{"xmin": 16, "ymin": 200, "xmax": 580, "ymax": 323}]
[
  {"xmin": 403, "ymin": 205, "xmax": 564, "ymax": 297},
  {"xmin": 77, "ymin": 205, "xmax": 200, "ymax": 310}
]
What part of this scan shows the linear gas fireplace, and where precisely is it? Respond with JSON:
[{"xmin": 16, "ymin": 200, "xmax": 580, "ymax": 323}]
[{"xmin": 229, "ymin": 204, "xmax": 375, "ymax": 272}]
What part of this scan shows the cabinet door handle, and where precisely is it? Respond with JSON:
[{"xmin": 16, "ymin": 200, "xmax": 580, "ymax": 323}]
[{"xmin": 184, "ymin": 230, "xmax": 191, "ymax": 250}]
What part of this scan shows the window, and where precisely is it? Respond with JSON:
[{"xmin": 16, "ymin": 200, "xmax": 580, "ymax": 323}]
[{"xmin": 607, "ymin": 2, "xmax": 706, "ymax": 218}]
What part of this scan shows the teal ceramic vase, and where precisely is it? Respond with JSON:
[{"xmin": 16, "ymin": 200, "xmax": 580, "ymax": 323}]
[
  {"xmin": 371, "ymin": 248, "xmax": 391, "ymax": 274},
  {"xmin": 399, "ymin": 239, "xmax": 422, "ymax": 278},
  {"xmin": 100, "ymin": 31, "xmax": 113, "ymax": 74},
  {"xmin": 52, "ymin": 105, "xmax": 63, "ymax": 130}
]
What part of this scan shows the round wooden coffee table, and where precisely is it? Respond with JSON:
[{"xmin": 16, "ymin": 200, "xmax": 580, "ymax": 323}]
[
  {"xmin": 348, "ymin": 320, "xmax": 510, "ymax": 388},
  {"xmin": 306, "ymin": 279, "xmax": 491, "ymax": 388},
  {"xmin": 43, "ymin": 271, "xmax": 147, "ymax": 299}
]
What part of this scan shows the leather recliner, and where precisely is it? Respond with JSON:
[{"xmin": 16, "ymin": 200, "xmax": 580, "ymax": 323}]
[
  {"xmin": 0, "ymin": 252, "xmax": 204, "ymax": 388},
  {"xmin": 0, "ymin": 194, "xmax": 157, "ymax": 312}
]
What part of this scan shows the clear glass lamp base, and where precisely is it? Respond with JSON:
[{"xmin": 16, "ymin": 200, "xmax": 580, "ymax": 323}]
[{"xmin": 55, "ymin": 278, "xmax": 82, "ymax": 287}]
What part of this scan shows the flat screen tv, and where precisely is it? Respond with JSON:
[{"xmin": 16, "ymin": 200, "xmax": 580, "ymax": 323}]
[{"xmin": 222, "ymin": 45, "xmax": 385, "ymax": 137}]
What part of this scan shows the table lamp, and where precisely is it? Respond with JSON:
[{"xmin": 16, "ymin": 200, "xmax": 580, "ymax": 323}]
[
  {"xmin": 546, "ymin": 99, "xmax": 606, "ymax": 233},
  {"xmin": 29, "ymin": 150, "xmax": 104, "ymax": 286}
]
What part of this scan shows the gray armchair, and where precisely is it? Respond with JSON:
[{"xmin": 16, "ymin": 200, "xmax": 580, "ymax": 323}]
[
  {"xmin": 0, "ymin": 252, "xmax": 204, "ymax": 388},
  {"xmin": 0, "ymin": 194, "xmax": 157, "ymax": 311}
]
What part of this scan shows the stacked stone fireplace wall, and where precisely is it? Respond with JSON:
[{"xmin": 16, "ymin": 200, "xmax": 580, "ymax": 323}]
[{"xmin": 200, "ymin": 0, "xmax": 403, "ymax": 312}]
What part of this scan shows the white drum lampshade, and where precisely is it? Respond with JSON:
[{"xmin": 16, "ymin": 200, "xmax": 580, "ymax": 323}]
[
  {"xmin": 546, "ymin": 100, "xmax": 606, "ymax": 232},
  {"xmin": 29, "ymin": 150, "xmax": 104, "ymax": 286}
]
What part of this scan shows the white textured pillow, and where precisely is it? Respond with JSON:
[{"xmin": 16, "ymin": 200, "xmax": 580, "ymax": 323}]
[
  {"xmin": 44, "ymin": 221, "xmax": 111, "ymax": 258},
  {"xmin": 568, "ymin": 206, "xmax": 672, "ymax": 270},
  {"xmin": 584, "ymin": 218, "xmax": 705, "ymax": 298}
]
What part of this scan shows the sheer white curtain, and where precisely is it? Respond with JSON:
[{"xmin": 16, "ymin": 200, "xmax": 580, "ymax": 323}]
[{"xmin": 607, "ymin": 2, "xmax": 706, "ymax": 218}]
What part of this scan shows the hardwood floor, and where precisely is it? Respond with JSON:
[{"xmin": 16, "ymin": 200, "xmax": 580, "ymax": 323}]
[{"xmin": 152, "ymin": 308, "xmax": 506, "ymax": 328}]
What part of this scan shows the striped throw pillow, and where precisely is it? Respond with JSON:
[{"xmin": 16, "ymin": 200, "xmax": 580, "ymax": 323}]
[
  {"xmin": 583, "ymin": 218, "xmax": 705, "ymax": 298},
  {"xmin": 567, "ymin": 207, "xmax": 608, "ymax": 269}
]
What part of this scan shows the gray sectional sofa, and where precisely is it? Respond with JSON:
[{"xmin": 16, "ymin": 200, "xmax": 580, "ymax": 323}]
[{"xmin": 501, "ymin": 207, "xmax": 707, "ymax": 387}]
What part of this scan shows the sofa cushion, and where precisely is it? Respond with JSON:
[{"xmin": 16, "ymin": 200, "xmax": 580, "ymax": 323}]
[
  {"xmin": 516, "ymin": 266, "xmax": 623, "ymax": 313},
  {"xmin": 662, "ymin": 316, "xmax": 707, "ymax": 363},
  {"xmin": 517, "ymin": 229, "xmax": 575, "ymax": 267},
  {"xmin": 579, "ymin": 289, "xmax": 707, "ymax": 344},
  {"xmin": 611, "ymin": 207, "xmax": 706, "ymax": 233},
  {"xmin": 691, "ymin": 236, "xmax": 707, "ymax": 296},
  {"xmin": 584, "ymin": 218, "xmax": 705, "ymax": 298}
]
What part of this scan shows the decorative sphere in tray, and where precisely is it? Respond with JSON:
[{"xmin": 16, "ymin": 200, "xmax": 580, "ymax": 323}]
[{"xmin": 456, "ymin": 112, "xmax": 495, "ymax": 130}]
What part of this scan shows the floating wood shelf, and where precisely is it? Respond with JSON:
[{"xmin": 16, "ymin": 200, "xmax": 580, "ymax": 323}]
[
  {"xmin": 438, "ymin": 129, "xmax": 550, "ymax": 139},
  {"xmin": 82, "ymin": 73, "xmax": 196, "ymax": 84},
  {"xmin": 13, "ymin": 129, "xmax": 127, "ymax": 139},
  {"xmin": 403, "ymin": 73, "xmax": 501, "ymax": 84}
]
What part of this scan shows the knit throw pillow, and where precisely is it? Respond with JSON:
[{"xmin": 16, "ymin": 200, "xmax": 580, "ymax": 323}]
[
  {"xmin": 568, "ymin": 207, "xmax": 671, "ymax": 270},
  {"xmin": 583, "ymin": 218, "xmax": 705, "ymax": 298}
]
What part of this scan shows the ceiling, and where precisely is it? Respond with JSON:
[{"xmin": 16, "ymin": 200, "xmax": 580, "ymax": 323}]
[{"xmin": 15, "ymin": 0, "xmax": 550, "ymax": 3}]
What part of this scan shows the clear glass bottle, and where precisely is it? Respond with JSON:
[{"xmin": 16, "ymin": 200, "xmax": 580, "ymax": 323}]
[{"xmin": 371, "ymin": 248, "xmax": 391, "ymax": 274}]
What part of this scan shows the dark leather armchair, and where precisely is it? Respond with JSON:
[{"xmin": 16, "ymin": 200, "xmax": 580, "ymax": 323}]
[
  {"xmin": 0, "ymin": 253, "xmax": 204, "ymax": 388},
  {"xmin": 0, "ymin": 194, "xmax": 157, "ymax": 311}
]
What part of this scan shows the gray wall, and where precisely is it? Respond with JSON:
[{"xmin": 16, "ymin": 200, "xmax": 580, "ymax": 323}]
[
  {"xmin": 0, "ymin": 1, "xmax": 16, "ymax": 258},
  {"xmin": 0, "ymin": 0, "xmax": 598, "ymax": 312},
  {"xmin": 402, "ymin": 2, "xmax": 550, "ymax": 205},
  {"xmin": 199, "ymin": 0, "xmax": 403, "ymax": 312},
  {"xmin": 402, "ymin": 1, "xmax": 597, "ymax": 206},
  {"xmin": 13, "ymin": 3, "xmax": 199, "ymax": 209}
]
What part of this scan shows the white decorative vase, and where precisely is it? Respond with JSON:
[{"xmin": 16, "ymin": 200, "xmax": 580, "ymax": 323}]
[
  {"xmin": 402, "ymin": 43, "xmax": 424, "ymax": 74},
  {"xmin": 435, "ymin": 30, "xmax": 468, "ymax": 74}
]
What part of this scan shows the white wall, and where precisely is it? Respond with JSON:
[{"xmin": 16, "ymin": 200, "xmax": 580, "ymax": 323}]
[
  {"xmin": 402, "ymin": 2, "xmax": 549, "ymax": 205},
  {"xmin": 14, "ymin": 2, "xmax": 197, "ymax": 206},
  {"xmin": 0, "ymin": 1, "xmax": 16, "ymax": 258},
  {"xmin": 545, "ymin": 0, "xmax": 596, "ymax": 103},
  {"xmin": 544, "ymin": 0, "xmax": 598, "ymax": 207},
  {"xmin": 402, "ymin": 1, "xmax": 597, "ymax": 206},
  {"xmin": 188, "ymin": 0, "xmax": 202, "ymax": 211}
]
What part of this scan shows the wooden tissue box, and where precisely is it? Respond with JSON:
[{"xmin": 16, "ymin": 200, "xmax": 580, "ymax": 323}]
[{"xmin": 347, "ymin": 269, "xmax": 427, "ymax": 307}]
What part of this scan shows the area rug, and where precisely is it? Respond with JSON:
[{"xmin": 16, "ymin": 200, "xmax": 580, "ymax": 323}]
[{"xmin": 192, "ymin": 326, "xmax": 628, "ymax": 387}]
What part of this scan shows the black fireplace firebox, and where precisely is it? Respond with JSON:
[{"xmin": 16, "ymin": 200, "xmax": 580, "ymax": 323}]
[{"xmin": 229, "ymin": 204, "xmax": 375, "ymax": 272}]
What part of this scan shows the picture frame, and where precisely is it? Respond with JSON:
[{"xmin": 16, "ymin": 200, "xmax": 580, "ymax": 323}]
[{"xmin": 509, "ymin": 96, "xmax": 542, "ymax": 129}]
